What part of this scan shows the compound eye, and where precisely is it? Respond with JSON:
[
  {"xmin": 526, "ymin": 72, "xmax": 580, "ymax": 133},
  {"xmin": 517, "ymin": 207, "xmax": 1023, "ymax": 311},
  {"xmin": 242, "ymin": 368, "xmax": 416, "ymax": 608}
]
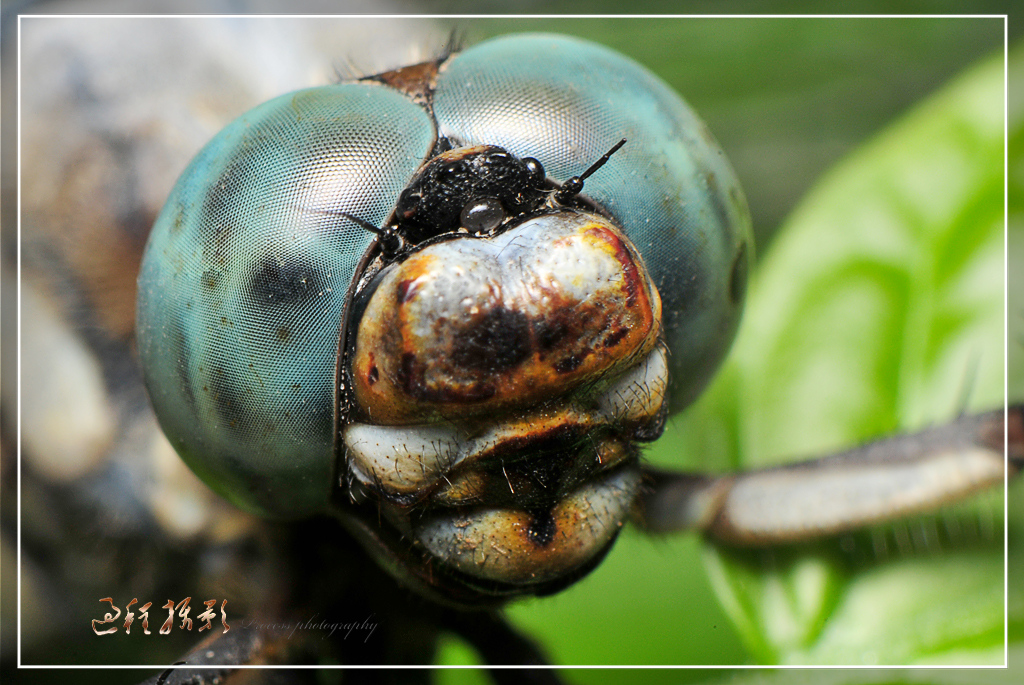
[
  {"xmin": 460, "ymin": 196, "xmax": 505, "ymax": 234},
  {"xmin": 522, "ymin": 157, "xmax": 545, "ymax": 185}
]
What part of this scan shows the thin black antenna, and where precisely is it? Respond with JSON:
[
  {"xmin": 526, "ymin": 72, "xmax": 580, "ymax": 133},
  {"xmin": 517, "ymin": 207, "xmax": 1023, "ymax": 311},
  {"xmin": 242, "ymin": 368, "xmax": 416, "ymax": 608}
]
[
  {"xmin": 334, "ymin": 210, "xmax": 383, "ymax": 235},
  {"xmin": 334, "ymin": 210, "xmax": 403, "ymax": 258},
  {"xmin": 554, "ymin": 139, "xmax": 627, "ymax": 204}
]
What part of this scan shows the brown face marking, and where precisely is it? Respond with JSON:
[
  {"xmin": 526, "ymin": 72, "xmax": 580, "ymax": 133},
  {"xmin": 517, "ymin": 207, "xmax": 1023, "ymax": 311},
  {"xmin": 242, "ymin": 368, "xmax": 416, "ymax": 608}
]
[
  {"xmin": 397, "ymin": 352, "xmax": 497, "ymax": 404},
  {"xmin": 450, "ymin": 306, "xmax": 532, "ymax": 373},
  {"xmin": 350, "ymin": 214, "xmax": 661, "ymax": 424},
  {"xmin": 534, "ymin": 319, "xmax": 569, "ymax": 352},
  {"xmin": 526, "ymin": 510, "xmax": 558, "ymax": 548},
  {"xmin": 397, "ymin": 278, "xmax": 420, "ymax": 304},
  {"xmin": 554, "ymin": 354, "xmax": 585, "ymax": 374},
  {"xmin": 603, "ymin": 327, "xmax": 629, "ymax": 348}
]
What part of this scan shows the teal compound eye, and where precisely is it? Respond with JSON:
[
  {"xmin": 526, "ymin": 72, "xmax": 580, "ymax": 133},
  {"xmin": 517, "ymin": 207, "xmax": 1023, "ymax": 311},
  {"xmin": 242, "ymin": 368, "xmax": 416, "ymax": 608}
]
[
  {"xmin": 136, "ymin": 33, "xmax": 751, "ymax": 604},
  {"xmin": 136, "ymin": 83, "xmax": 437, "ymax": 519}
]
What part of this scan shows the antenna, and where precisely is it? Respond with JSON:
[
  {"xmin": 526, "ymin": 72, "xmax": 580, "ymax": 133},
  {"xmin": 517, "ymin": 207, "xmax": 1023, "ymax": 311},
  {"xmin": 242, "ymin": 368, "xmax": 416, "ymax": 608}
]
[
  {"xmin": 334, "ymin": 210, "xmax": 403, "ymax": 259},
  {"xmin": 554, "ymin": 139, "xmax": 627, "ymax": 204}
]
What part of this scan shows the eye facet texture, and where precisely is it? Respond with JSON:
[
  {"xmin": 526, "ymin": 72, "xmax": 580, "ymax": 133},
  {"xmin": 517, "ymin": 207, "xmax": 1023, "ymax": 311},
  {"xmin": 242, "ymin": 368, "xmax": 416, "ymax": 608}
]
[{"xmin": 137, "ymin": 85, "xmax": 435, "ymax": 516}]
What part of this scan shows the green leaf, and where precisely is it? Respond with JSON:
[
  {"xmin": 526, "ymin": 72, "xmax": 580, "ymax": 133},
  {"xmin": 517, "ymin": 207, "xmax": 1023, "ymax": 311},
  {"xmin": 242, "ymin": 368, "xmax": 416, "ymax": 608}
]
[{"xmin": 672, "ymin": 44, "xmax": 1010, "ymax": 666}]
